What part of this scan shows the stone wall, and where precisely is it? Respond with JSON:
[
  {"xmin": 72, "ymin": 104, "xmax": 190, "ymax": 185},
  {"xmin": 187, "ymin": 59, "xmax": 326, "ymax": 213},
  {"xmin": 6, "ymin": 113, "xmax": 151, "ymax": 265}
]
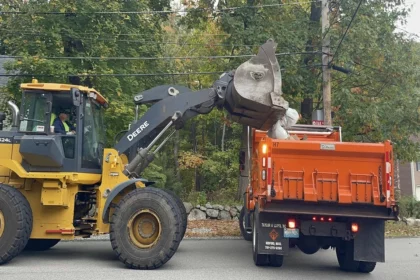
[{"xmin": 183, "ymin": 202, "xmax": 242, "ymax": 221}]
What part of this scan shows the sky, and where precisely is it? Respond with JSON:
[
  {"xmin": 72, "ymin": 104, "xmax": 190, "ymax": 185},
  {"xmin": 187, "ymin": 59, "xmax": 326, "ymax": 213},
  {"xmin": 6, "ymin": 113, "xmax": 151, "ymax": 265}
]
[{"xmin": 402, "ymin": 0, "xmax": 420, "ymax": 37}]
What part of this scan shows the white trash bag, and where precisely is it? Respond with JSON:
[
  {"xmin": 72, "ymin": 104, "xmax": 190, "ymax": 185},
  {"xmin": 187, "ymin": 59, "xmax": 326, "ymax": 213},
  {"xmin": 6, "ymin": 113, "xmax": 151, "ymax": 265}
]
[{"xmin": 267, "ymin": 108, "xmax": 299, "ymax": 140}]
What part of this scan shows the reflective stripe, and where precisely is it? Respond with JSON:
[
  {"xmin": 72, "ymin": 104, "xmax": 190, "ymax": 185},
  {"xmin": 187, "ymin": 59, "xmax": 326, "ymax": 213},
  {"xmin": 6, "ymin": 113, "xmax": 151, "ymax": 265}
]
[
  {"xmin": 267, "ymin": 157, "xmax": 272, "ymax": 188},
  {"xmin": 385, "ymin": 152, "xmax": 391, "ymax": 206}
]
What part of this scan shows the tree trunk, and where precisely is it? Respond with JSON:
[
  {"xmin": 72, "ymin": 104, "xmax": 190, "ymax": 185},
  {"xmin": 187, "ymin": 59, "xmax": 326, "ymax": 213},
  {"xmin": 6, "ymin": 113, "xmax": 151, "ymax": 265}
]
[{"xmin": 221, "ymin": 123, "xmax": 226, "ymax": 152}]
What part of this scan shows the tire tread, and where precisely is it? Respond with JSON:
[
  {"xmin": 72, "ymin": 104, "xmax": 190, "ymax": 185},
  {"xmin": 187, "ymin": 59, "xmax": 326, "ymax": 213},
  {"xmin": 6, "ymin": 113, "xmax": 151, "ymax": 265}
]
[
  {"xmin": 109, "ymin": 187, "xmax": 182, "ymax": 269},
  {"xmin": 0, "ymin": 184, "xmax": 33, "ymax": 265}
]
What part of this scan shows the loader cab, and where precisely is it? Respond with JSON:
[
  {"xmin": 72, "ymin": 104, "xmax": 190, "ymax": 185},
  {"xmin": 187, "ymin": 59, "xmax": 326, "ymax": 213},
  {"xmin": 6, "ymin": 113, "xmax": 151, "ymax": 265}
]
[{"xmin": 17, "ymin": 81, "xmax": 108, "ymax": 174}]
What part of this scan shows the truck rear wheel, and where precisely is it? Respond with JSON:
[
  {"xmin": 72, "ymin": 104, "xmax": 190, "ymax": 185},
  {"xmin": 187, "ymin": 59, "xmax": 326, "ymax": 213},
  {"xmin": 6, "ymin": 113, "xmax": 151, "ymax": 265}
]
[
  {"xmin": 24, "ymin": 239, "xmax": 60, "ymax": 251},
  {"xmin": 358, "ymin": 261, "xmax": 376, "ymax": 273},
  {"xmin": 239, "ymin": 207, "xmax": 252, "ymax": 241},
  {"xmin": 110, "ymin": 187, "xmax": 182, "ymax": 269},
  {"xmin": 268, "ymin": 255, "xmax": 284, "ymax": 267},
  {"xmin": 336, "ymin": 240, "xmax": 376, "ymax": 273},
  {"xmin": 162, "ymin": 189, "xmax": 187, "ymax": 240},
  {"xmin": 0, "ymin": 184, "xmax": 33, "ymax": 265}
]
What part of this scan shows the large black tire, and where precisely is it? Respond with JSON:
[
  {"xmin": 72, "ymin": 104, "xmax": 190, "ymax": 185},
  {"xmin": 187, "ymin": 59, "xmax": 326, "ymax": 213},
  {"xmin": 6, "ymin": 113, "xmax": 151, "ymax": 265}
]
[
  {"xmin": 24, "ymin": 239, "xmax": 60, "ymax": 251},
  {"xmin": 0, "ymin": 184, "xmax": 33, "ymax": 265},
  {"xmin": 162, "ymin": 189, "xmax": 187, "ymax": 240},
  {"xmin": 297, "ymin": 235, "xmax": 320, "ymax": 255},
  {"xmin": 336, "ymin": 240, "xmax": 359, "ymax": 272},
  {"xmin": 239, "ymin": 207, "xmax": 252, "ymax": 241},
  {"xmin": 358, "ymin": 261, "xmax": 377, "ymax": 273},
  {"xmin": 336, "ymin": 240, "xmax": 376, "ymax": 273},
  {"xmin": 268, "ymin": 255, "xmax": 284, "ymax": 267},
  {"xmin": 110, "ymin": 187, "xmax": 182, "ymax": 269},
  {"xmin": 252, "ymin": 208, "xmax": 269, "ymax": 266}
]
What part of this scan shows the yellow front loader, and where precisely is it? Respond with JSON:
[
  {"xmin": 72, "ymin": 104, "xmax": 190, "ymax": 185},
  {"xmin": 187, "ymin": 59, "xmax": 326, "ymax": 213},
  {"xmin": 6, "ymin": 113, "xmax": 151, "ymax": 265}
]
[{"xmin": 0, "ymin": 40, "xmax": 289, "ymax": 269}]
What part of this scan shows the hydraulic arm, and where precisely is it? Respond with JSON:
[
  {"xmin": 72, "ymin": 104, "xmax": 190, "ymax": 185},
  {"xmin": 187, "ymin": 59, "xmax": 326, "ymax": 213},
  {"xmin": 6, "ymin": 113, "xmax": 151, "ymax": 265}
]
[{"xmin": 114, "ymin": 39, "xmax": 290, "ymax": 178}]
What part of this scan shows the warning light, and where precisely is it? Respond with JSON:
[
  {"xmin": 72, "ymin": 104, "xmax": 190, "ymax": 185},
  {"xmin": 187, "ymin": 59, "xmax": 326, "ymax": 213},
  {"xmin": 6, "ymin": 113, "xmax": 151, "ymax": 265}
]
[
  {"xmin": 262, "ymin": 144, "xmax": 267, "ymax": 154},
  {"xmin": 320, "ymin": 217, "xmax": 324, "ymax": 221},
  {"xmin": 288, "ymin": 219, "xmax": 296, "ymax": 229},
  {"xmin": 312, "ymin": 216, "xmax": 317, "ymax": 221},
  {"xmin": 351, "ymin": 223, "xmax": 359, "ymax": 233},
  {"xmin": 328, "ymin": 217, "xmax": 333, "ymax": 222}
]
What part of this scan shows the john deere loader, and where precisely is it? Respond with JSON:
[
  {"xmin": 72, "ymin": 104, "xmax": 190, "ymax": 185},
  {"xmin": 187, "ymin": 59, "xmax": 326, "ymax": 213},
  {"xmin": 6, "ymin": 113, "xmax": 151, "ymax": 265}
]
[{"xmin": 0, "ymin": 40, "xmax": 289, "ymax": 269}]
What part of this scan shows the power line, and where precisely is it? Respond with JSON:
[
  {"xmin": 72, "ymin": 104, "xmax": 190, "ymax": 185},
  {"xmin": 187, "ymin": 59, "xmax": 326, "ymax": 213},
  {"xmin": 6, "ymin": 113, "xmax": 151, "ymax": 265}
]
[
  {"xmin": 0, "ymin": 51, "xmax": 321, "ymax": 61},
  {"xmin": 0, "ymin": 1, "xmax": 320, "ymax": 15},
  {"xmin": 330, "ymin": 0, "xmax": 363, "ymax": 64},
  {"xmin": 0, "ymin": 29, "xmax": 230, "ymax": 38},
  {"xmin": 0, "ymin": 64, "xmax": 324, "ymax": 78}
]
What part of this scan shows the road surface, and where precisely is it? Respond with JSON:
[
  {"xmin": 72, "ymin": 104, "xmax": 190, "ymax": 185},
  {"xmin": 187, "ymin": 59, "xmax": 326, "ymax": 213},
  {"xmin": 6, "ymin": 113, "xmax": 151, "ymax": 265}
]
[{"xmin": 0, "ymin": 238, "xmax": 419, "ymax": 280}]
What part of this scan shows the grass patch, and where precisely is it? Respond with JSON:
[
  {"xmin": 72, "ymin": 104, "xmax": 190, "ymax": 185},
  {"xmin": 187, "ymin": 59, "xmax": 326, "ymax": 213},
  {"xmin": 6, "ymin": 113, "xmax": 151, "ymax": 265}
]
[
  {"xmin": 385, "ymin": 221, "xmax": 420, "ymax": 238},
  {"xmin": 185, "ymin": 220, "xmax": 241, "ymax": 238}
]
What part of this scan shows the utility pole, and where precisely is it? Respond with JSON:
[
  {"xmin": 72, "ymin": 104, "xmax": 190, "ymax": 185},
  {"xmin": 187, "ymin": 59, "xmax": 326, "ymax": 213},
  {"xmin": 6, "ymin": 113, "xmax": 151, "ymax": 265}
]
[{"xmin": 321, "ymin": 0, "xmax": 332, "ymax": 126}]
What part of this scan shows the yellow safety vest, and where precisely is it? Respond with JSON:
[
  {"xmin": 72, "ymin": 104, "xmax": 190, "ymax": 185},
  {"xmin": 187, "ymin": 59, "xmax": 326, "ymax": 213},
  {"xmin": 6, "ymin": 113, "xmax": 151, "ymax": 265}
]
[
  {"xmin": 50, "ymin": 113, "xmax": 56, "ymax": 125},
  {"xmin": 63, "ymin": 121, "xmax": 70, "ymax": 132}
]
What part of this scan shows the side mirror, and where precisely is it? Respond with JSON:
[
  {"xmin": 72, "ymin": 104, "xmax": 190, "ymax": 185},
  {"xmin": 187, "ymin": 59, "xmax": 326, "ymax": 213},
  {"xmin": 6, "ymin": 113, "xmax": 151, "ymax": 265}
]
[{"xmin": 71, "ymin": 88, "xmax": 81, "ymax": 106}]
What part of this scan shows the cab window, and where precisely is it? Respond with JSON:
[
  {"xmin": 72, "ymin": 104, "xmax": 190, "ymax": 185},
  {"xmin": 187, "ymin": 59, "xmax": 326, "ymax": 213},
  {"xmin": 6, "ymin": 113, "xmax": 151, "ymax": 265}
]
[
  {"xmin": 19, "ymin": 92, "xmax": 49, "ymax": 133},
  {"xmin": 82, "ymin": 98, "xmax": 106, "ymax": 169}
]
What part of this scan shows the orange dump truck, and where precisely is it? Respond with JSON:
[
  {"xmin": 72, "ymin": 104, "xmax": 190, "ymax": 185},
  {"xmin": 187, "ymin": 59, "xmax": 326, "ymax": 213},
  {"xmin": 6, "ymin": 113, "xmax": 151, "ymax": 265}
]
[{"xmin": 239, "ymin": 125, "xmax": 398, "ymax": 273}]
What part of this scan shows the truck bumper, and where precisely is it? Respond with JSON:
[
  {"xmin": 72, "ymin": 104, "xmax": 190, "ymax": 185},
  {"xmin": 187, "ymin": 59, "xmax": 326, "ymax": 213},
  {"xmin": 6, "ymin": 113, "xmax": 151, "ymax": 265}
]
[
  {"xmin": 255, "ymin": 210, "xmax": 386, "ymax": 263},
  {"xmin": 261, "ymin": 200, "xmax": 398, "ymax": 221}
]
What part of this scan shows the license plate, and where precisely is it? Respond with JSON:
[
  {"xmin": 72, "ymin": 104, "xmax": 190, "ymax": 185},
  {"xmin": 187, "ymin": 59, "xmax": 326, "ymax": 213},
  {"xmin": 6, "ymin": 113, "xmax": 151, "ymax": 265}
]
[{"xmin": 284, "ymin": 228, "xmax": 299, "ymax": 238}]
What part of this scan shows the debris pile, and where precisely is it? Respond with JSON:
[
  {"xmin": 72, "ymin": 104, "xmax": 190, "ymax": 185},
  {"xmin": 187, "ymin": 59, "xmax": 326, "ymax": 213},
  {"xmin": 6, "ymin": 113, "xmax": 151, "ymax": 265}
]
[{"xmin": 267, "ymin": 107, "xmax": 300, "ymax": 140}]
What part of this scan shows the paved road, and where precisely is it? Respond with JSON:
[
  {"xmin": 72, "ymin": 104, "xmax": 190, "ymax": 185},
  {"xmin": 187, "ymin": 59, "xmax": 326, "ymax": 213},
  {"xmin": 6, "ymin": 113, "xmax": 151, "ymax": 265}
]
[{"xmin": 1, "ymin": 238, "xmax": 419, "ymax": 280}]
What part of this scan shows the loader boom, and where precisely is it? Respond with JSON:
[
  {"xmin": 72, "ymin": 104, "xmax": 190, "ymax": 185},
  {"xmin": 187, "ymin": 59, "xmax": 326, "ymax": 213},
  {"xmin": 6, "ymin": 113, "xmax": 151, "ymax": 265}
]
[{"xmin": 115, "ymin": 39, "xmax": 290, "ymax": 178}]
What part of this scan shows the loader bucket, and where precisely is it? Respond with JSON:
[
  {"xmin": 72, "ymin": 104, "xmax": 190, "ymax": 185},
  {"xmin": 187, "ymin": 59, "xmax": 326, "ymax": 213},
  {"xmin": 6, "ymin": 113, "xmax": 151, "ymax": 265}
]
[{"xmin": 225, "ymin": 39, "xmax": 289, "ymax": 130}]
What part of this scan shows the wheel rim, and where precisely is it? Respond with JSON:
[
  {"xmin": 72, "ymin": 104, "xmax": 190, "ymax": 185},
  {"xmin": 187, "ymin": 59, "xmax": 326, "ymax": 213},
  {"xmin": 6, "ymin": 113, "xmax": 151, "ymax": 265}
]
[
  {"xmin": 0, "ymin": 210, "xmax": 5, "ymax": 238},
  {"xmin": 128, "ymin": 209, "xmax": 161, "ymax": 249}
]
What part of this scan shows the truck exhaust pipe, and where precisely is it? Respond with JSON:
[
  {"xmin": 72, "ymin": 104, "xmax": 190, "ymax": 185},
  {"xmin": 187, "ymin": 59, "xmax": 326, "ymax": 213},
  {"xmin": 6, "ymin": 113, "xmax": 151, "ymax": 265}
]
[{"xmin": 7, "ymin": 101, "xmax": 20, "ymax": 128}]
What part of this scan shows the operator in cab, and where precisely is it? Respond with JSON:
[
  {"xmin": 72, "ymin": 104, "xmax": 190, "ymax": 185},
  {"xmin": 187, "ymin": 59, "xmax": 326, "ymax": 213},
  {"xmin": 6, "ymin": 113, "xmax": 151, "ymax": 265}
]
[{"xmin": 52, "ymin": 110, "xmax": 76, "ymax": 135}]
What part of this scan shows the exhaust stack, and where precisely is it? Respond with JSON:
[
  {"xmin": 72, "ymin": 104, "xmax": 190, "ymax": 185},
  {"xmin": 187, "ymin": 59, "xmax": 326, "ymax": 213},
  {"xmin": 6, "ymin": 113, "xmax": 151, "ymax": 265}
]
[{"xmin": 7, "ymin": 101, "xmax": 20, "ymax": 128}]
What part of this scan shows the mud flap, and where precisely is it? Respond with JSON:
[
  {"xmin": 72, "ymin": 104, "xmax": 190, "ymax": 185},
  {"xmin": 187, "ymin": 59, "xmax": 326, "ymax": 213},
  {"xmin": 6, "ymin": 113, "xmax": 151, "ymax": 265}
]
[
  {"xmin": 354, "ymin": 219, "xmax": 385, "ymax": 262},
  {"xmin": 257, "ymin": 212, "xmax": 290, "ymax": 256}
]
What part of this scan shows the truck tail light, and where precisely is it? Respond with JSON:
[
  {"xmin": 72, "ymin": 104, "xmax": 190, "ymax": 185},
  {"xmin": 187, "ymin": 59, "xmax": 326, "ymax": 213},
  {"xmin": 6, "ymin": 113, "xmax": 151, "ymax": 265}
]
[
  {"xmin": 288, "ymin": 219, "xmax": 296, "ymax": 229},
  {"xmin": 312, "ymin": 216, "xmax": 333, "ymax": 222},
  {"xmin": 262, "ymin": 144, "xmax": 267, "ymax": 154},
  {"xmin": 351, "ymin": 223, "xmax": 359, "ymax": 233}
]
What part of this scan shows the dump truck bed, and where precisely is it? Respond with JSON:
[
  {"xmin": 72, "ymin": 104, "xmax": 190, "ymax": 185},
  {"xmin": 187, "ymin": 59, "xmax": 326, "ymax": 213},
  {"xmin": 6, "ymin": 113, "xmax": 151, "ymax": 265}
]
[{"xmin": 250, "ymin": 128, "xmax": 398, "ymax": 220}]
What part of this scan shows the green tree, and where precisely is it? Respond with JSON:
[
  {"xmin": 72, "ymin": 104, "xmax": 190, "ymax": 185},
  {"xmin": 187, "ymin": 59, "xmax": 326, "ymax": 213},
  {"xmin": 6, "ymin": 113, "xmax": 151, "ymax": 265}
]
[{"xmin": 0, "ymin": 0, "xmax": 171, "ymax": 145}]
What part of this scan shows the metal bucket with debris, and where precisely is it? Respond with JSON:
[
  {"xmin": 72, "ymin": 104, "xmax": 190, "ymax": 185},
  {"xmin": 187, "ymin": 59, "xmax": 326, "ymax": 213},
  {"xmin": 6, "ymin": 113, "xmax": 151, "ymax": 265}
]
[{"xmin": 224, "ymin": 39, "xmax": 290, "ymax": 130}]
